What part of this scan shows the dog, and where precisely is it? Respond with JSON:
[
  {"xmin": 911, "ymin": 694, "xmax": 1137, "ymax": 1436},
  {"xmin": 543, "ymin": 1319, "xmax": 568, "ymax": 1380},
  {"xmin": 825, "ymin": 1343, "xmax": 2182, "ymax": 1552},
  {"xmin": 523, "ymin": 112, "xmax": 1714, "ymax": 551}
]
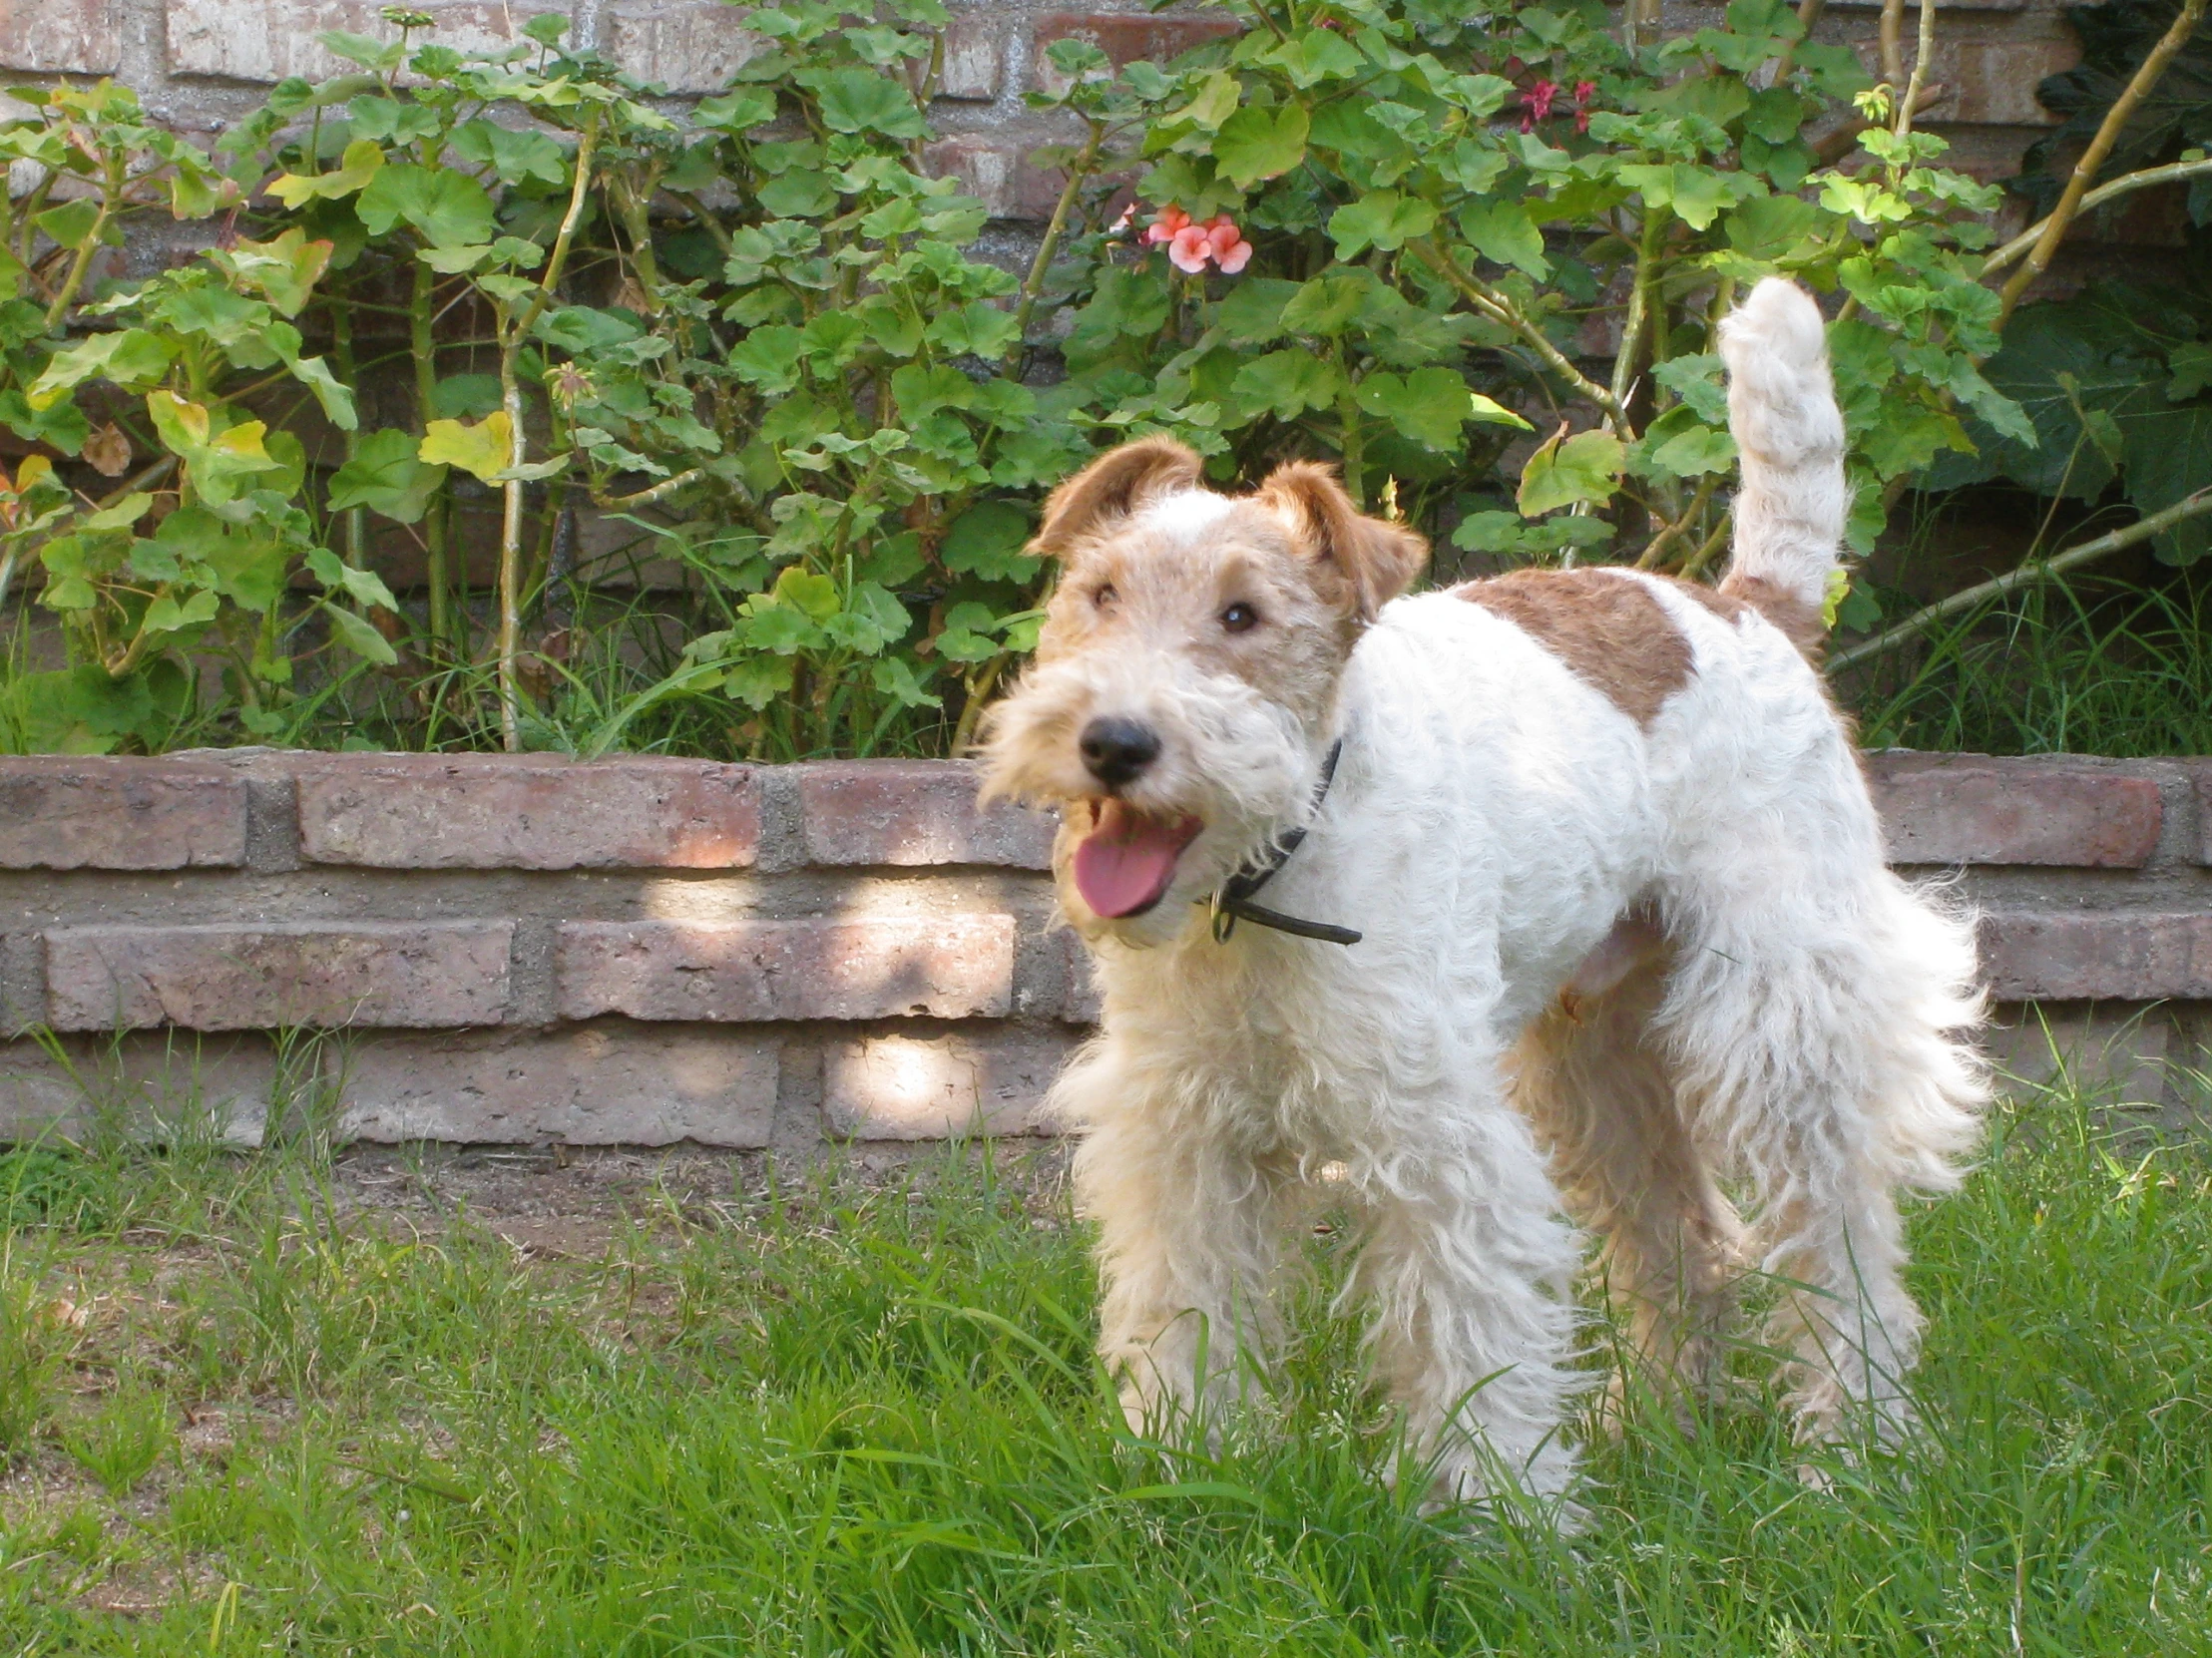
[{"xmin": 978, "ymin": 278, "xmax": 1987, "ymax": 1516}]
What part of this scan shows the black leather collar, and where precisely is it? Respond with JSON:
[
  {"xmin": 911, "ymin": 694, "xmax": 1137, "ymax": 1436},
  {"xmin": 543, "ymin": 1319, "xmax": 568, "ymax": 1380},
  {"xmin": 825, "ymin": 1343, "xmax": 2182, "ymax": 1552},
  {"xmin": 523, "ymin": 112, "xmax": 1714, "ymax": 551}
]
[{"xmin": 1205, "ymin": 738, "xmax": 1361, "ymax": 947}]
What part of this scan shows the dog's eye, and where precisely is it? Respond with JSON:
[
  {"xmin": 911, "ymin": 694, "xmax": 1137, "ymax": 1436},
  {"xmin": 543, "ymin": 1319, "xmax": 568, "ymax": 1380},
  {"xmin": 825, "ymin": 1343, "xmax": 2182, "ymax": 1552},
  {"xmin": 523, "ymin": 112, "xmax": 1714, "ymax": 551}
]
[
  {"xmin": 1221, "ymin": 602, "xmax": 1259, "ymax": 633},
  {"xmin": 1093, "ymin": 584, "xmax": 1116, "ymax": 611}
]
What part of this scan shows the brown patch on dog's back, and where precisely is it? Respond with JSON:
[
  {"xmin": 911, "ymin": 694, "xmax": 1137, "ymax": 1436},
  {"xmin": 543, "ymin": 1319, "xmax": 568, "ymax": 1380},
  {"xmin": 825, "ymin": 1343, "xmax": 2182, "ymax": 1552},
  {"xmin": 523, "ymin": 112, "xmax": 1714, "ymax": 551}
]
[{"xmin": 1457, "ymin": 570, "xmax": 1692, "ymax": 728}]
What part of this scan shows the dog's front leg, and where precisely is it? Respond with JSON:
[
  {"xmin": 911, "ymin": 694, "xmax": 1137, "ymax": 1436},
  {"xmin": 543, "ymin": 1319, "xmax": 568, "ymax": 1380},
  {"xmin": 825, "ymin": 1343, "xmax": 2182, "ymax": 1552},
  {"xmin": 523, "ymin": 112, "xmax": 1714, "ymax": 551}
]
[
  {"xmin": 1070, "ymin": 1090, "xmax": 1286, "ymax": 1446},
  {"xmin": 1350, "ymin": 1096, "xmax": 1586, "ymax": 1517}
]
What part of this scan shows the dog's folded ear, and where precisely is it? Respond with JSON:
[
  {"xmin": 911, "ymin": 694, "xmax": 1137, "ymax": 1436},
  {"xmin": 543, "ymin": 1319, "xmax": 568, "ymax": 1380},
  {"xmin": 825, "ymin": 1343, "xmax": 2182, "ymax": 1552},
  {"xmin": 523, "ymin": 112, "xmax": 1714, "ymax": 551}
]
[
  {"xmin": 1256, "ymin": 461, "xmax": 1429, "ymax": 621},
  {"xmin": 1032, "ymin": 437, "xmax": 1204, "ymax": 557}
]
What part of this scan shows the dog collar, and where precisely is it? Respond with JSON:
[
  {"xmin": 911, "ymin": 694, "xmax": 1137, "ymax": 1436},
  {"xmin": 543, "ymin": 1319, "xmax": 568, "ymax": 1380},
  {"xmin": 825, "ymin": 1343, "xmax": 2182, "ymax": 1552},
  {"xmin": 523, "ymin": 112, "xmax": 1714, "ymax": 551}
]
[{"xmin": 1206, "ymin": 737, "xmax": 1362, "ymax": 947}]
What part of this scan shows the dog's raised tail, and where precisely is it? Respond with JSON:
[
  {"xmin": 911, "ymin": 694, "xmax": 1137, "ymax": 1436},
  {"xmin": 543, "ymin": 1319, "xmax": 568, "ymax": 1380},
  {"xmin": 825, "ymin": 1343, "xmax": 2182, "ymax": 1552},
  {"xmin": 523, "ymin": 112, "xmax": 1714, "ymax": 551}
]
[{"xmin": 1714, "ymin": 277, "xmax": 1846, "ymax": 656}]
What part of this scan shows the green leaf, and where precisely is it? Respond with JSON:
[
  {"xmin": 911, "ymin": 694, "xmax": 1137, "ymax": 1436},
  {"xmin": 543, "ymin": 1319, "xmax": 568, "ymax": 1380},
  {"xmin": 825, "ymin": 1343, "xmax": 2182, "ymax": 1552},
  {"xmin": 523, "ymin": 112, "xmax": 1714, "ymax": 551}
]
[
  {"xmin": 357, "ymin": 165, "xmax": 497, "ymax": 248},
  {"xmin": 1354, "ymin": 367, "xmax": 1491, "ymax": 451},
  {"xmin": 723, "ymin": 655, "xmax": 797, "ymax": 709},
  {"xmin": 925, "ymin": 301, "xmax": 1021, "ymax": 360},
  {"xmin": 1457, "ymin": 201, "xmax": 1548, "ymax": 278},
  {"xmin": 941, "ymin": 501, "xmax": 1039, "ymax": 582},
  {"xmin": 1279, "ymin": 273, "xmax": 1370, "ymax": 338},
  {"xmin": 326, "ymin": 429, "xmax": 446, "ymax": 523},
  {"xmin": 1327, "ymin": 191, "xmax": 1437, "ymax": 258},
  {"xmin": 1261, "ymin": 29, "xmax": 1366, "ymax": 88},
  {"xmin": 1517, "ymin": 428, "xmax": 1624, "ymax": 516},
  {"xmin": 1648, "ymin": 420, "xmax": 1738, "ymax": 479},
  {"xmin": 1214, "ymin": 102, "xmax": 1309, "ymax": 189},
  {"xmin": 1743, "ymin": 87, "xmax": 1809, "ymax": 146},
  {"xmin": 283, "ymin": 353, "xmax": 357, "ymax": 431},
  {"xmin": 770, "ymin": 565, "xmax": 841, "ymax": 622},
  {"xmin": 869, "ymin": 654, "xmax": 940, "ymax": 709},
  {"xmin": 811, "ymin": 69, "xmax": 926, "ymax": 140},
  {"xmin": 890, "ymin": 364, "xmax": 975, "ymax": 419},
  {"xmin": 419, "ymin": 412, "xmax": 514, "ymax": 483},
  {"xmin": 696, "ymin": 88, "xmax": 777, "ymax": 132},
  {"xmin": 1230, "ymin": 351, "xmax": 1346, "ymax": 422},
  {"xmin": 2169, "ymin": 341, "xmax": 2212, "ymax": 401},
  {"xmin": 33, "ymin": 199, "xmax": 102, "ymax": 251},
  {"xmin": 145, "ymin": 392, "xmax": 284, "ymax": 507},
  {"xmin": 27, "ymin": 330, "xmax": 177, "ymax": 409},
  {"xmin": 305, "ymin": 546, "xmax": 398, "ymax": 611},
  {"xmin": 78, "ymin": 493, "xmax": 154, "ymax": 533},
  {"xmin": 265, "ymin": 139, "xmax": 384, "ymax": 207},
  {"xmin": 1652, "ymin": 353, "xmax": 1731, "ymax": 426},
  {"xmin": 1215, "ymin": 277, "xmax": 1300, "ymax": 344},
  {"xmin": 324, "ymin": 602, "xmax": 399, "ymax": 664},
  {"xmin": 210, "ymin": 227, "xmax": 335, "ymax": 316},
  {"xmin": 140, "ymin": 588, "xmax": 221, "ymax": 637}
]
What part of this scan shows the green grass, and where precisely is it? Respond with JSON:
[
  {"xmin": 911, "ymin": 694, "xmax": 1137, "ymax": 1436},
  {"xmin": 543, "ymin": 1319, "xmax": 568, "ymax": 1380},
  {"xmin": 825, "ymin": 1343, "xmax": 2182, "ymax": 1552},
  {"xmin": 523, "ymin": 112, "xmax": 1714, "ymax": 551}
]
[
  {"xmin": 0, "ymin": 1079, "xmax": 2206, "ymax": 1654},
  {"xmin": 1850, "ymin": 543, "xmax": 2212, "ymax": 758}
]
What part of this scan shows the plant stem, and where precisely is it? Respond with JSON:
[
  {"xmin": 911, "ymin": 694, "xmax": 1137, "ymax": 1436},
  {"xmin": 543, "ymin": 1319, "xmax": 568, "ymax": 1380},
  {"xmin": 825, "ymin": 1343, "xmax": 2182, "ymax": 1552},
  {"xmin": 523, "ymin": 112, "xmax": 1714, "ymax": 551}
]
[
  {"xmin": 41, "ymin": 200, "xmax": 114, "ymax": 329},
  {"xmin": 1766, "ymin": 0, "xmax": 1831, "ymax": 87},
  {"xmin": 1336, "ymin": 361, "xmax": 1366, "ymax": 509},
  {"xmin": 1826, "ymin": 488, "xmax": 2212, "ymax": 672},
  {"xmin": 409, "ymin": 256, "xmax": 451, "ymax": 653},
  {"xmin": 1608, "ymin": 207, "xmax": 1667, "ymax": 442},
  {"xmin": 595, "ymin": 469, "xmax": 704, "ymax": 511},
  {"xmin": 1878, "ymin": 0, "xmax": 1907, "ymax": 90},
  {"xmin": 1411, "ymin": 239, "xmax": 1624, "ymax": 426},
  {"xmin": 1894, "ymin": 0, "xmax": 1939, "ymax": 141},
  {"xmin": 1637, "ymin": 474, "xmax": 1718, "ymax": 570},
  {"xmin": 328, "ymin": 288, "xmax": 366, "ymax": 570},
  {"xmin": 1003, "ymin": 119, "xmax": 1104, "ymax": 380},
  {"xmin": 497, "ymin": 310, "xmax": 527, "ymax": 753},
  {"xmin": 1982, "ymin": 155, "xmax": 2212, "ymax": 277},
  {"xmin": 516, "ymin": 110, "xmax": 602, "ymax": 343},
  {"xmin": 1996, "ymin": 0, "xmax": 2208, "ymax": 324},
  {"xmin": 1678, "ymin": 511, "xmax": 1734, "ymax": 581}
]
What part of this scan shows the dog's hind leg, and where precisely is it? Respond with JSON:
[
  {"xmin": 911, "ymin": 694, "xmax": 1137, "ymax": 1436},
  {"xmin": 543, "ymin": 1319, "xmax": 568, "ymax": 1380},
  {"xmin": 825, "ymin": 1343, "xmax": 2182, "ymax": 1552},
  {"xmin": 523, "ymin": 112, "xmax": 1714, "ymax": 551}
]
[
  {"xmin": 1515, "ymin": 947, "xmax": 1742, "ymax": 1430},
  {"xmin": 1656, "ymin": 864, "xmax": 1987, "ymax": 1448},
  {"xmin": 1346, "ymin": 1081, "xmax": 1586, "ymax": 1513}
]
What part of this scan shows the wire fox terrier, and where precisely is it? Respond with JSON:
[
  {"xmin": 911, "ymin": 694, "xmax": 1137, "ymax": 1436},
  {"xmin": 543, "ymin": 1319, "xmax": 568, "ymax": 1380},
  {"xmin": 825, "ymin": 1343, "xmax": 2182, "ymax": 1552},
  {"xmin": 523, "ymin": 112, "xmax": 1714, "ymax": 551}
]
[{"xmin": 979, "ymin": 278, "xmax": 1987, "ymax": 1515}]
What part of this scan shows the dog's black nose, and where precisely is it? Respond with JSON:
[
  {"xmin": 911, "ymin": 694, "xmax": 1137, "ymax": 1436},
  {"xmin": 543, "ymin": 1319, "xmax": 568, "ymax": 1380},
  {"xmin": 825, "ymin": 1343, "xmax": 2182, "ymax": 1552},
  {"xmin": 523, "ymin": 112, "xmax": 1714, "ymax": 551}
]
[{"xmin": 1079, "ymin": 716, "xmax": 1160, "ymax": 788}]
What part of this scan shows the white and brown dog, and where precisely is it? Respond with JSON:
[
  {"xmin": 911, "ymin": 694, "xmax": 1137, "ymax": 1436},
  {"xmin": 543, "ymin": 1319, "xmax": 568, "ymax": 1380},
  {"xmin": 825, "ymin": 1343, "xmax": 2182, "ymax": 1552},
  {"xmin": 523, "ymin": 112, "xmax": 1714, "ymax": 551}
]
[{"xmin": 979, "ymin": 278, "xmax": 1986, "ymax": 1514}]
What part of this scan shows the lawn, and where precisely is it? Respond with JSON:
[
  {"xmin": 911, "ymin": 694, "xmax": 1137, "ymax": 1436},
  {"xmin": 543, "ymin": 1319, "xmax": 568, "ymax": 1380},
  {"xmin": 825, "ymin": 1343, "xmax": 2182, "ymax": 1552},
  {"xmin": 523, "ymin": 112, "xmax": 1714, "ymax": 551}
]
[{"xmin": 0, "ymin": 1076, "xmax": 2205, "ymax": 1654}]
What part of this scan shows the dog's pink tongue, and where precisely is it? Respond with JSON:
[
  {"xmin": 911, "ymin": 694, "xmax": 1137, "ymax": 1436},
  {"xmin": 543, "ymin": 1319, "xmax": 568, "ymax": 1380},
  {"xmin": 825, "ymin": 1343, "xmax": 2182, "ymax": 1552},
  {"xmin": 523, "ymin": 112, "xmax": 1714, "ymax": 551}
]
[{"xmin": 1073, "ymin": 802, "xmax": 1201, "ymax": 918}]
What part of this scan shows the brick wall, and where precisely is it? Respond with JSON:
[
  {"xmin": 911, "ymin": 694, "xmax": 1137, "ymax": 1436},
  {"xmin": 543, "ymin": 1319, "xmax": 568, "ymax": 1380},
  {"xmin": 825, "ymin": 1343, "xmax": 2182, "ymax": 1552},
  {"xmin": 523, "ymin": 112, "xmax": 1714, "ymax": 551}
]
[
  {"xmin": 0, "ymin": 2, "xmax": 2102, "ymax": 217},
  {"xmin": 2, "ymin": 749, "xmax": 2208, "ymax": 1151}
]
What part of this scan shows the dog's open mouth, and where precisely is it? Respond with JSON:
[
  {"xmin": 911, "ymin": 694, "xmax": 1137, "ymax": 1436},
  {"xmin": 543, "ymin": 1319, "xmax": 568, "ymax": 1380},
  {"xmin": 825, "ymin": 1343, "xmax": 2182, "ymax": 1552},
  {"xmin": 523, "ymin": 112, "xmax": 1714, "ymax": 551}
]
[{"xmin": 1072, "ymin": 800, "xmax": 1204, "ymax": 918}]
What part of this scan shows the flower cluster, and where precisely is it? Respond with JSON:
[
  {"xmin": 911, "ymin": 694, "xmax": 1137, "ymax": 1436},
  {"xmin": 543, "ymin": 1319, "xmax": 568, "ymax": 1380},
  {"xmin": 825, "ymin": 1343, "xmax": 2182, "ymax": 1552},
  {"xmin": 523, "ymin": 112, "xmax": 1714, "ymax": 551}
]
[
  {"xmin": 1521, "ymin": 79, "xmax": 1598, "ymax": 134},
  {"xmin": 1143, "ymin": 207, "xmax": 1252, "ymax": 275}
]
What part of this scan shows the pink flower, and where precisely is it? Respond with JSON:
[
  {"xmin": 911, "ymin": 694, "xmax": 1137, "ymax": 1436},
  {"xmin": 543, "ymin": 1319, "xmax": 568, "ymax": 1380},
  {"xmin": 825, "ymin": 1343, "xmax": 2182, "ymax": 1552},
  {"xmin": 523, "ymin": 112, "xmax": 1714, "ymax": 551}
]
[
  {"xmin": 1522, "ymin": 78, "xmax": 1557, "ymax": 132},
  {"xmin": 1142, "ymin": 206, "xmax": 1190, "ymax": 246},
  {"xmin": 1167, "ymin": 222, "xmax": 1214, "ymax": 272},
  {"xmin": 1203, "ymin": 214, "xmax": 1252, "ymax": 273},
  {"xmin": 1572, "ymin": 79, "xmax": 1596, "ymax": 135}
]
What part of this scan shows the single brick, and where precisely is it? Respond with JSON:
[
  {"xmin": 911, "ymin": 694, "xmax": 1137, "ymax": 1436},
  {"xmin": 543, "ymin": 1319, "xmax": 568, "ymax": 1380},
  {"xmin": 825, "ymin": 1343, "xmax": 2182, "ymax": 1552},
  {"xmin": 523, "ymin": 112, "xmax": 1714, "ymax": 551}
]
[
  {"xmin": 296, "ymin": 754, "xmax": 758, "ymax": 869},
  {"xmin": 1031, "ymin": 12, "xmax": 1241, "ymax": 92},
  {"xmin": 796, "ymin": 760, "xmax": 1053, "ymax": 868},
  {"xmin": 557, "ymin": 915, "xmax": 1016, "ymax": 1023},
  {"xmin": 0, "ymin": 0, "xmax": 121, "ymax": 73},
  {"xmin": 342, "ymin": 1025, "xmax": 779, "ymax": 1145},
  {"xmin": 608, "ymin": 1, "xmax": 766, "ymax": 96},
  {"xmin": 939, "ymin": 13, "xmax": 1003, "ymax": 101},
  {"xmin": 167, "ymin": 0, "xmax": 518, "ymax": 83},
  {"xmin": 921, "ymin": 134, "xmax": 1066, "ymax": 220},
  {"xmin": 823, "ymin": 1031, "xmax": 1076, "ymax": 1139},
  {"xmin": 1978, "ymin": 911, "xmax": 2212, "ymax": 1002},
  {"xmin": 1867, "ymin": 755, "xmax": 2162, "ymax": 868},
  {"xmin": 0, "ymin": 758, "xmax": 248, "ymax": 870},
  {"xmin": 43, "ymin": 923, "xmax": 514, "ymax": 1032}
]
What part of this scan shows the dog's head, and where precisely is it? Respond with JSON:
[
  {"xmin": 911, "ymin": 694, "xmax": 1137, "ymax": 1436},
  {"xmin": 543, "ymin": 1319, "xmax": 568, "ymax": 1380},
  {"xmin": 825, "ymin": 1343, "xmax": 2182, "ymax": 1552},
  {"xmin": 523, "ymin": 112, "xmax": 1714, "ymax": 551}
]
[{"xmin": 979, "ymin": 437, "xmax": 1427, "ymax": 944}]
